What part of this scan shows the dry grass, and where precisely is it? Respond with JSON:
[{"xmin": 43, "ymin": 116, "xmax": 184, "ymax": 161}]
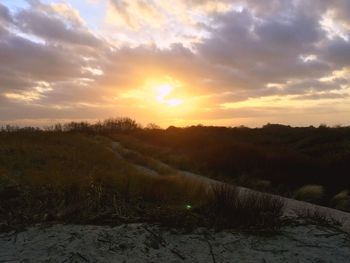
[
  {"xmin": 109, "ymin": 134, "xmax": 194, "ymax": 172},
  {"xmin": 204, "ymin": 184, "xmax": 285, "ymax": 229},
  {"xmin": 294, "ymin": 208, "xmax": 341, "ymax": 228},
  {"xmin": 0, "ymin": 131, "xmax": 286, "ymax": 232},
  {"xmin": 118, "ymin": 147, "xmax": 174, "ymax": 175}
]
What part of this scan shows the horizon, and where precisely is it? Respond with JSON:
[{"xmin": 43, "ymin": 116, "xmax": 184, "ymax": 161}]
[
  {"xmin": 0, "ymin": 117, "xmax": 347, "ymax": 130},
  {"xmin": 1, "ymin": 0, "xmax": 350, "ymax": 127}
]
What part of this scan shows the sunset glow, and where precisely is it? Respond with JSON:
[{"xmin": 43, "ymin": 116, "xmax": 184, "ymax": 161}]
[
  {"xmin": 155, "ymin": 84, "xmax": 184, "ymax": 107},
  {"xmin": 1, "ymin": 0, "xmax": 350, "ymax": 127}
]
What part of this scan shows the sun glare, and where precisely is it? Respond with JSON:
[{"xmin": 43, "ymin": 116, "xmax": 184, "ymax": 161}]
[{"xmin": 155, "ymin": 84, "xmax": 184, "ymax": 107}]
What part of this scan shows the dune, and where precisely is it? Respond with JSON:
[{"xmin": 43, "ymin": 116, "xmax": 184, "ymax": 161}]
[
  {"xmin": 111, "ymin": 141, "xmax": 350, "ymax": 234},
  {"xmin": 1, "ymin": 140, "xmax": 349, "ymax": 262}
]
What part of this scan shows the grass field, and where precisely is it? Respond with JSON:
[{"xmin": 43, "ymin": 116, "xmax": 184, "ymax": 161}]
[
  {"xmin": 0, "ymin": 130, "xmax": 285, "ymax": 232},
  {"xmin": 109, "ymin": 124, "xmax": 350, "ymax": 211}
]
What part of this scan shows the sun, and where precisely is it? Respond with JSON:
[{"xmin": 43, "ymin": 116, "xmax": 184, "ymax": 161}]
[{"xmin": 155, "ymin": 84, "xmax": 184, "ymax": 107}]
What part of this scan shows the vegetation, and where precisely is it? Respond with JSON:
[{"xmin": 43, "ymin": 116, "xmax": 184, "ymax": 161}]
[
  {"xmin": 110, "ymin": 123, "xmax": 350, "ymax": 211},
  {"xmin": 294, "ymin": 208, "xmax": 342, "ymax": 228},
  {"xmin": 1, "ymin": 117, "xmax": 348, "ymax": 232},
  {"xmin": 204, "ymin": 184, "xmax": 285, "ymax": 229},
  {"xmin": 0, "ymin": 126, "xmax": 285, "ymax": 232},
  {"xmin": 293, "ymin": 185, "xmax": 324, "ymax": 204}
]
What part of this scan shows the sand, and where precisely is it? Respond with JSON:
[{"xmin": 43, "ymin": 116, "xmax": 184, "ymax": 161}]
[{"xmin": 1, "ymin": 223, "xmax": 349, "ymax": 262}]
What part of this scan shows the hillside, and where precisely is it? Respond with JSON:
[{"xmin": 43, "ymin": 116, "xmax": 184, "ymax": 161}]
[
  {"xmin": 1, "ymin": 127, "xmax": 350, "ymax": 262},
  {"xmin": 111, "ymin": 124, "xmax": 350, "ymax": 211}
]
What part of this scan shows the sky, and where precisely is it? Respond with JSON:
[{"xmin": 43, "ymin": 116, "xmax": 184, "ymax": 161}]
[{"xmin": 1, "ymin": 0, "xmax": 350, "ymax": 127}]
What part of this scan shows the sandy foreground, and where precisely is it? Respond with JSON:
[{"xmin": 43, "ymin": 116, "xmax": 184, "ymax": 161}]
[{"xmin": 1, "ymin": 223, "xmax": 349, "ymax": 263}]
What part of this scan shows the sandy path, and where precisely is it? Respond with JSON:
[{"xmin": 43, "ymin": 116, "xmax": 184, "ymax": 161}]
[
  {"xmin": 111, "ymin": 141, "xmax": 350, "ymax": 233},
  {"xmin": 1, "ymin": 223, "xmax": 349, "ymax": 262}
]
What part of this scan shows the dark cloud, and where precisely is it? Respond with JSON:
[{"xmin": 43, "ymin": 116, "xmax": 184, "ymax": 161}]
[
  {"xmin": 322, "ymin": 39, "xmax": 350, "ymax": 67},
  {"xmin": 283, "ymin": 78, "xmax": 348, "ymax": 95},
  {"xmin": 0, "ymin": 35, "xmax": 88, "ymax": 80},
  {"xmin": 0, "ymin": 1, "xmax": 108, "ymax": 121},
  {"xmin": 193, "ymin": 1, "xmax": 350, "ymax": 101},
  {"xmin": 292, "ymin": 92, "xmax": 349, "ymax": 100},
  {"xmin": 15, "ymin": 9, "xmax": 102, "ymax": 47},
  {"xmin": 0, "ymin": 3, "xmax": 12, "ymax": 36},
  {"xmin": 199, "ymin": 7, "xmax": 328, "ymax": 87},
  {"xmin": 0, "ymin": 0, "xmax": 350, "ymax": 125},
  {"xmin": 0, "ymin": 3, "xmax": 12, "ymax": 24}
]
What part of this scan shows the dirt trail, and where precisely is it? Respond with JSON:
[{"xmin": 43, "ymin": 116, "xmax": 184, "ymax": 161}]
[{"xmin": 111, "ymin": 141, "xmax": 350, "ymax": 234}]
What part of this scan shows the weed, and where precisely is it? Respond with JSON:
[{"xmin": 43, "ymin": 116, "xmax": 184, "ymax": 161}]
[
  {"xmin": 204, "ymin": 184, "xmax": 285, "ymax": 229},
  {"xmin": 295, "ymin": 208, "xmax": 341, "ymax": 228}
]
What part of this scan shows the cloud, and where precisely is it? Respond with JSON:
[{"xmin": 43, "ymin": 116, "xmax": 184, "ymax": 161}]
[
  {"xmin": 0, "ymin": 3, "xmax": 13, "ymax": 36},
  {"xmin": 292, "ymin": 92, "xmax": 349, "ymax": 100},
  {"xmin": 0, "ymin": 1, "xmax": 105, "ymax": 115},
  {"xmin": 199, "ymin": 7, "xmax": 326, "ymax": 81},
  {"xmin": 1, "ymin": 0, "xmax": 350, "ymax": 126},
  {"xmin": 107, "ymin": 0, "xmax": 166, "ymax": 30},
  {"xmin": 15, "ymin": 2, "xmax": 102, "ymax": 48},
  {"xmin": 0, "ymin": 3, "xmax": 12, "ymax": 24},
  {"xmin": 192, "ymin": 1, "xmax": 350, "ymax": 103},
  {"xmin": 322, "ymin": 38, "xmax": 350, "ymax": 67}
]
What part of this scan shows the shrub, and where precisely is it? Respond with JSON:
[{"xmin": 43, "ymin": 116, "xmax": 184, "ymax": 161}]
[
  {"xmin": 331, "ymin": 190, "xmax": 350, "ymax": 212},
  {"xmin": 293, "ymin": 185, "xmax": 324, "ymax": 204},
  {"xmin": 204, "ymin": 184, "xmax": 285, "ymax": 229}
]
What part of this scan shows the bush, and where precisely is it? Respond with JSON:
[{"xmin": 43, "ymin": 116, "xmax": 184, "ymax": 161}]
[
  {"xmin": 204, "ymin": 184, "xmax": 285, "ymax": 229},
  {"xmin": 331, "ymin": 190, "xmax": 350, "ymax": 212},
  {"xmin": 293, "ymin": 185, "xmax": 324, "ymax": 204}
]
